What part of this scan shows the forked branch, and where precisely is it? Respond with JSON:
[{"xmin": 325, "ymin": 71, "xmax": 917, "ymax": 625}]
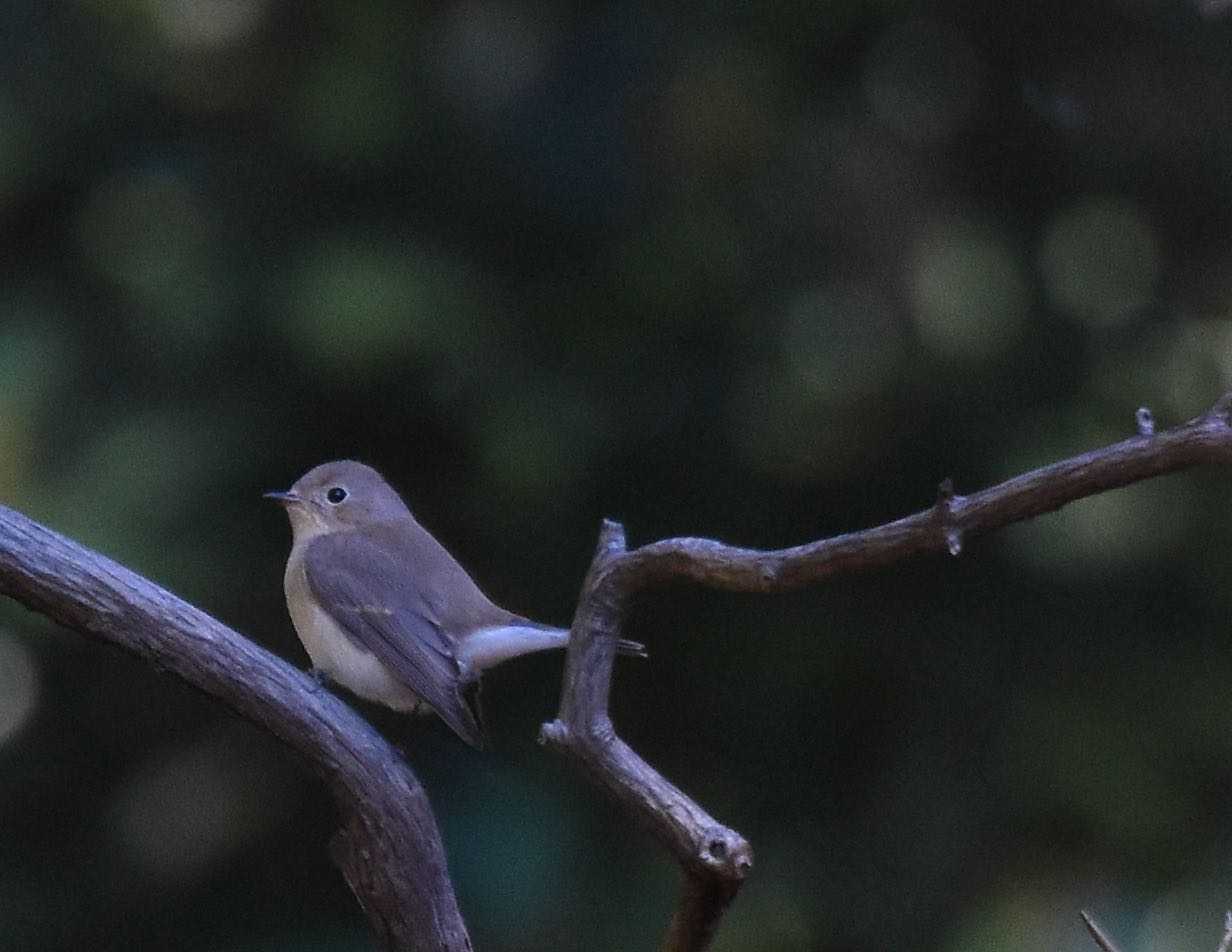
[{"xmin": 542, "ymin": 394, "xmax": 1232, "ymax": 952}]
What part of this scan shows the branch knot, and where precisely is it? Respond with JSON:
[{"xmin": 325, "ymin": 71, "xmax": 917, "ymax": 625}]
[
  {"xmin": 697, "ymin": 827, "xmax": 754, "ymax": 880},
  {"xmin": 934, "ymin": 478, "xmax": 966, "ymax": 557}
]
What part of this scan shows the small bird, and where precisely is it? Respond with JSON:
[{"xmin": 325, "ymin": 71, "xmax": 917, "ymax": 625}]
[{"xmin": 266, "ymin": 460, "xmax": 644, "ymax": 748}]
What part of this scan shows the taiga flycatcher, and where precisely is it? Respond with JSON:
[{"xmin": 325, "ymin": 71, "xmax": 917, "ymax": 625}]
[{"xmin": 266, "ymin": 460, "xmax": 643, "ymax": 748}]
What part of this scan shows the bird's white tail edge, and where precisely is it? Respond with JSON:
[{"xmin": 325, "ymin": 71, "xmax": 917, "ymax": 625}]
[{"xmin": 458, "ymin": 625, "xmax": 569, "ymax": 672}]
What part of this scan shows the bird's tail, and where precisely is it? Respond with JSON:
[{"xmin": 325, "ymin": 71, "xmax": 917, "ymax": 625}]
[
  {"xmin": 615, "ymin": 637, "xmax": 648, "ymax": 658},
  {"xmin": 459, "ymin": 619, "xmax": 647, "ymax": 672},
  {"xmin": 507, "ymin": 616, "xmax": 647, "ymax": 658}
]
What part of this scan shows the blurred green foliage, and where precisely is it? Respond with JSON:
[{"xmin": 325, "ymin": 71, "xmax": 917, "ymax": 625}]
[{"xmin": 3, "ymin": 2, "xmax": 1232, "ymax": 950}]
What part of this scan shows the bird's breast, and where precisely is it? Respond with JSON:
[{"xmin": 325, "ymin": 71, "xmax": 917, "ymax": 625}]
[{"xmin": 283, "ymin": 545, "xmax": 423, "ymax": 712}]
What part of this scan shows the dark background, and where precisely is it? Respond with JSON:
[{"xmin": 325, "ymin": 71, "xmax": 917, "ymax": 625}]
[{"xmin": 2, "ymin": 2, "xmax": 1232, "ymax": 950}]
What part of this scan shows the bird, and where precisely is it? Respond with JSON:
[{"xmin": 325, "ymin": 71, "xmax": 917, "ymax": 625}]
[{"xmin": 266, "ymin": 459, "xmax": 644, "ymax": 748}]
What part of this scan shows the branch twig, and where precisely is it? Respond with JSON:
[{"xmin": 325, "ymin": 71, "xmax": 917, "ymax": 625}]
[
  {"xmin": 1081, "ymin": 910, "xmax": 1125, "ymax": 952},
  {"xmin": 544, "ymin": 395, "xmax": 1232, "ymax": 952},
  {"xmin": 613, "ymin": 399, "xmax": 1232, "ymax": 595}
]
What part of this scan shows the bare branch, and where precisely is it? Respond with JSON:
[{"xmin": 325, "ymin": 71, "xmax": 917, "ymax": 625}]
[
  {"xmin": 545, "ymin": 393, "xmax": 1232, "ymax": 952},
  {"xmin": 612, "ymin": 397, "xmax": 1232, "ymax": 595},
  {"xmin": 541, "ymin": 524, "xmax": 754, "ymax": 884},
  {"xmin": 0, "ymin": 507, "xmax": 471, "ymax": 952},
  {"xmin": 1081, "ymin": 910, "xmax": 1125, "ymax": 952},
  {"xmin": 541, "ymin": 522, "xmax": 752, "ymax": 952}
]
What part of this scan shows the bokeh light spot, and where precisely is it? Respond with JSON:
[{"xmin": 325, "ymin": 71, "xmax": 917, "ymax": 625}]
[
  {"xmin": 0, "ymin": 316, "xmax": 73, "ymax": 417},
  {"xmin": 731, "ymin": 283, "xmax": 905, "ymax": 479},
  {"xmin": 292, "ymin": 25, "xmax": 417, "ymax": 163},
  {"xmin": 148, "ymin": 0, "xmax": 267, "ymax": 49},
  {"xmin": 660, "ymin": 45, "xmax": 778, "ymax": 170},
  {"xmin": 778, "ymin": 283, "xmax": 906, "ymax": 403},
  {"xmin": 943, "ymin": 880, "xmax": 1112, "ymax": 952},
  {"xmin": 0, "ymin": 314, "xmax": 73, "ymax": 498},
  {"xmin": 1137, "ymin": 880, "xmax": 1232, "ymax": 952},
  {"xmin": 108, "ymin": 734, "xmax": 290, "ymax": 883},
  {"xmin": 75, "ymin": 170, "xmax": 230, "ymax": 345},
  {"xmin": 1038, "ymin": 195, "xmax": 1160, "ymax": 328},
  {"xmin": 472, "ymin": 378, "xmax": 604, "ymax": 498},
  {"xmin": 713, "ymin": 878, "xmax": 816, "ymax": 950},
  {"xmin": 428, "ymin": 0, "xmax": 552, "ymax": 119},
  {"xmin": 1155, "ymin": 320, "xmax": 1232, "ymax": 416},
  {"xmin": 863, "ymin": 19, "xmax": 985, "ymax": 146},
  {"xmin": 32, "ymin": 406, "xmax": 247, "ymax": 574},
  {"xmin": 908, "ymin": 215, "xmax": 1030, "ymax": 361},
  {"xmin": 0, "ymin": 95, "xmax": 34, "ymax": 211},
  {"xmin": 281, "ymin": 237, "xmax": 498, "ymax": 377},
  {"xmin": 1003, "ymin": 459, "xmax": 1190, "ymax": 576}
]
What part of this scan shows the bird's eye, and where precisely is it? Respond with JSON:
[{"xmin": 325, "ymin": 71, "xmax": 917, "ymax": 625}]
[{"xmin": 326, "ymin": 487, "xmax": 348, "ymax": 504}]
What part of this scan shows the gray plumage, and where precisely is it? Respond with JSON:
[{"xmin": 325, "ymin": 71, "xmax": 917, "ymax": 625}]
[
  {"xmin": 269, "ymin": 460, "xmax": 644, "ymax": 748},
  {"xmin": 303, "ymin": 521, "xmax": 521, "ymax": 747}
]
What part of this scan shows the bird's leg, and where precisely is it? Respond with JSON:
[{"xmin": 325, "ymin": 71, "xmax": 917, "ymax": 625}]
[{"xmin": 307, "ymin": 666, "xmax": 332, "ymax": 692}]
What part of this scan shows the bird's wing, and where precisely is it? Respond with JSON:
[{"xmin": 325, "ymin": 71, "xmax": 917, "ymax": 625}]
[{"xmin": 303, "ymin": 528, "xmax": 484, "ymax": 747}]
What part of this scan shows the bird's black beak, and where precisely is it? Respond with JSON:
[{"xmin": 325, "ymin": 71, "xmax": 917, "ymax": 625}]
[{"xmin": 263, "ymin": 490, "xmax": 301, "ymax": 506}]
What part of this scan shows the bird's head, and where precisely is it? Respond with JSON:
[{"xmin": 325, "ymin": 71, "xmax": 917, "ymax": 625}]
[{"xmin": 265, "ymin": 460, "xmax": 412, "ymax": 541}]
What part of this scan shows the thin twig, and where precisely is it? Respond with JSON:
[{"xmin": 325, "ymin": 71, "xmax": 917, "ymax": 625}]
[
  {"xmin": 610, "ymin": 400, "xmax": 1232, "ymax": 595},
  {"xmin": 1081, "ymin": 910, "xmax": 1126, "ymax": 952}
]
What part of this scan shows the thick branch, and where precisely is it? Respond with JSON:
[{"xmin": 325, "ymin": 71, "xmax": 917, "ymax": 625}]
[
  {"xmin": 0, "ymin": 507, "xmax": 471, "ymax": 952},
  {"xmin": 544, "ymin": 394, "xmax": 1232, "ymax": 952}
]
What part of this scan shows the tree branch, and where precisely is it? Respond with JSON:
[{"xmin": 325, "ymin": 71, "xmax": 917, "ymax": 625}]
[
  {"xmin": 543, "ymin": 395, "xmax": 1232, "ymax": 952},
  {"xmin": 614, "ymin": 398, "xmax": 1232, "ymax": 595},
  {"xmin": 5, "ymin": 395, "xmax": 1232, "ymax": 952},
  {"xmin": 0, "ymin": 508, "xmax": 472, "ymax": 952}
]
